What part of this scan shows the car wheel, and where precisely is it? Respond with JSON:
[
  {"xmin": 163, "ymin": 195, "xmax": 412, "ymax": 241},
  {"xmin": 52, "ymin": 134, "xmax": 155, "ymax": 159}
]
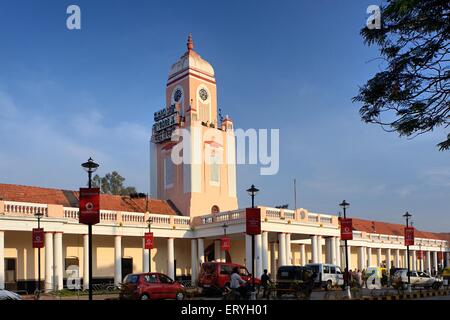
[
  {"xmin": 176, "ymin": 292, "xmax": 185, "ymax": 300},
  {"xmin": 140, "ymin": 294, "xmax": 150, "ymax": 300},
  {"xmin": 325, "ymin": 280, "xmax": 332, "ymax": 291}
]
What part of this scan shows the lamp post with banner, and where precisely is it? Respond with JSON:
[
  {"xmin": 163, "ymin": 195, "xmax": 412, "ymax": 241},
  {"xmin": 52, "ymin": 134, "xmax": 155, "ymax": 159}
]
[
  {"xmin": 80, "ymin": 157, "xmax": 100, "ymax": 301},
  {"xmin": 33, "ymin": 211, "xmax": 44, "ymax": 299},
  {"xmin": 403, "ymin": 211, "xmax": 413, "ymax": 293},
  {"xmin": 339, "ymin": 200, "xmax": 352, "ymax": 299},
  {"xmin": 145, "ymin": 217, "xmax": 154, "ymax": 272},
  {"xmin": 246, "ymin": 184, "xmax": 260, "ymax": 290}
]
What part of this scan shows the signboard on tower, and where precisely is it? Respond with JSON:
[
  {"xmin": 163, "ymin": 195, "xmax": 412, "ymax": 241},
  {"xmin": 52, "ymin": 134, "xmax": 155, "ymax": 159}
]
[{"xmin": 79, "ymin": 188, "xmax": 100, "ymax": 225}]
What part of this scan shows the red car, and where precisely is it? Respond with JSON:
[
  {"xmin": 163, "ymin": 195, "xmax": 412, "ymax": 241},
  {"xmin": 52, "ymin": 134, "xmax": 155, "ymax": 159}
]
[
  {"xmin": 198, "ymin": 262, "xmax": 261, "ymax": 293},
  {"xmin": 119, "ymin": 272, "xmax": 186, "ymax": 300}
]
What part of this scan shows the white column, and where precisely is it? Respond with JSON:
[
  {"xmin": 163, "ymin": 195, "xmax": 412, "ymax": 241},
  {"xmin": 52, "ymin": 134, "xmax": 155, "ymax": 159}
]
[
  {"xmin": 54, "ymin": 232, "xmax": 63, "ymax": 291},
  {"xmin": 214, "ymin": 240, "xmax": 221, "ymax": 261},
  {"xmin": 261, "ymin": 232, "xmax": 269, "ymax": 272},
  {"xmin": 300, "ymin": 244, "xmax": 306, "ymax": 266},
  {"xmin": 311, "ymin": 235, "xmax": 318, "ymax": 263},
  {"xmin": 167, "ymin": 238, "xmax": 175, "ymax": 279},
  {"xmin": 191, "ymin": 239, "xmax": 197, "ymax": 285},
  {"xmin": 245, "ymin": 235, "xmax": 253, "ymax": 271},
  {"xmin": 346, "ymin": 245, "xmax": 352, "ymax": 270},
  {"xmin": 142, "ymin": 238, "xmax": 149, "ymax": 273},
  {"xmin": 420, "ymin": 254, "xmax": 424, "ymax": 272},
  {"xmin": 317, "ymin": 236, "xmax": 323, "ymax": 263},
  {"xmin": 395, "ymin": 249, "xmax": 400, "ymax": 268},
  {"xmin": 255, "ymin": 234, "xmax": 263, "ymax": 277},
  {"xmin": 285, "ymin": 233, "xmax": 292, "ymax": 265},
  {"xmin": 366, "ymin": 247, "xmax": 372, "ymax": 267},
  {"xmin": 44, "ymin": 232, "xmax": 54, "ymax": 292},
  {"xmin": 433, "ymin": 251, "xmax": 438, "ymax": 271},
  {"xmin": 0, "ymin": 231, "xmax": 4, "ymax": 290},
  {"xmin": 197, "ymin": 238, "xmax": 205, "ymax": 267},
  {"xmin": 358, "ymin": 247, "xmax": 366, "ymax": 270},
  {"xmin": 330, "ymin": 237, "xmax": 337, "ymax": 265},
  {"xmin": 270, "ymin": 242, "xmax": 277, "ymax": 277},
  {"xmin": 335, "ymin": 238, "xmax": 341, "ymax": 268},
  {"xmin": 412, "ymin": 250, "xmax": 417, "ymax": 270},
  {"xmin": 377, "ymin": 248, "xmax": 382, "ymax": 267},
  {"xmin": 386, "ymin": 248, "xmax": 391, "ymax": 271},
  {"xmin": 426, "ymin": 251, "xmax": 431, "ymax": 273},
  {"xmin": 114, "ymin": 236, "xmax": 122, "ymax": 285},
  {"xmin": 83, "ymin": 234, "xmax": 89, "ymax": 290},
  {"xmin": 278, "ymin": 233, "xmax": 286, "ymax": 266}
]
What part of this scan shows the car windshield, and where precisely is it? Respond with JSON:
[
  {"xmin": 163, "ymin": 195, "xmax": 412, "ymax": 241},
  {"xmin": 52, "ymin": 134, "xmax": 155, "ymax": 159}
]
[
  {"xmin": 124, "ymin": 274, "xmax": 139, "ymax": 284},
  {"xmin": 308, "ymin": 265, "xmax": 319, "ymax": 274}
]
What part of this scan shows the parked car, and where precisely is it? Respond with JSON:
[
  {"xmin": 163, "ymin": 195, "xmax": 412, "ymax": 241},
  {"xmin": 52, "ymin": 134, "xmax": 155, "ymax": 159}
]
[
  {"xmin": 198, "ymin": 262, "xmax": 261, "ymax": 294},
  {"xmin": 392, "ymin": 270, "xmax": 442, "ymax": 290},
  {"xmin": 305, "ymin": 263, "xmax": 344, "ymax": 290},
  {"xmin": 119, "ymin": 272, "xmax": 186, "ymax": 300},
  {"xmin": 0, "ymin": 290, "xmax": 22, "ymax": 300},
  {"xmin": 275, "ymin": 265, "xmax": 315, "ymax": 297}
]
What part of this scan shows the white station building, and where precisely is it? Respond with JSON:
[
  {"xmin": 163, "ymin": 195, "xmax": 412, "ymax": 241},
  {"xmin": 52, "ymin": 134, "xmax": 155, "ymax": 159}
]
[{"xmin": 0, "ymin": 36, "xmax": 449, "ymax": 293}]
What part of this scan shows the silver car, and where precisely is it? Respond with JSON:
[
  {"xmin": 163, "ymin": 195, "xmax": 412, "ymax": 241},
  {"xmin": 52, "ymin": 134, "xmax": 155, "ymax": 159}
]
[
  {"xmin": 0, "ymin": 289, "xmax": 22, "ymax": 300},
  {"xmin": 393, "ymin": 270, "xmax": 442, "ymax": 290}
]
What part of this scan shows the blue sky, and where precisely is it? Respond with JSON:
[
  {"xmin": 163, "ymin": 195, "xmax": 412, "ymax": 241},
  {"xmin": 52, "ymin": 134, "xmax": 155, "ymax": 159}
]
[{"xmin": 0, "ymin": 0, "xmax": 449, "ymax": 231}]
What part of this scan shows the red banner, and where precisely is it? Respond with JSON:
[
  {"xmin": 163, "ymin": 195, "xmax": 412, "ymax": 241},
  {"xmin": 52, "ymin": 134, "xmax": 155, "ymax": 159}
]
[
  {"xmin": 79, "ymin": 188, "xmax": 100, "ymax": 225},
  {"xmin": 221, "ymin": 237, "xmax": 231, "ymax": 251},
  {"xmin": 417, "ymin": 250, "xmax": 423, "ymax": 260},
  {"xmin": 404, "ymin": 227, "xmax": 415, "ymax": 246},
  {"xmin": 32, "ymin": 228, "xmax": 44, "ymax": 248},
  {"xmin": 144, "ymin": 232, "xmax": 154, "ymax": 250},
  {"xmin": 246, "ymin": 208, "xmax": 261, "ymax": 235},
  {"xmin": 340, "ymin": 218, "xmax": 353, "ymax": 240}
]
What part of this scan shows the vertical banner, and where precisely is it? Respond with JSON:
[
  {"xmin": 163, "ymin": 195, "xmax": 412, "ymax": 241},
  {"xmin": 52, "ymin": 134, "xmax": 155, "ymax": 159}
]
[
  {"xmin": 339, "ymin": 218, "xmax": 353, "ymax": 240},
  {"xmin": 32, "ymin": 228, "xmax": 44, "ymax": 248},
  {"xmin": 221, "ymin": 237, "xmax": 231, "ymax": 251},
  {"xmin": 404, "ymin": 227, "xmax": 415, "ymax": 246},
  {"xmin": 144, "ymin": 232, "xmax": 154, "ymax": 250},
  {"xmin": 79, "ymin": 188, "xmax": 100, "ymax": 225},
  {"xmin": 246, "ymin": 208, "xmax": 261, "ymax": 235}
]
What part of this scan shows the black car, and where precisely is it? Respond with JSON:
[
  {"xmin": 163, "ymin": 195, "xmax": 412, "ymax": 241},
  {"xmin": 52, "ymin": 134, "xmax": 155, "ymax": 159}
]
[{"xmin": 276, "ymin": 266, "xmax": 315, "ymax": 297}]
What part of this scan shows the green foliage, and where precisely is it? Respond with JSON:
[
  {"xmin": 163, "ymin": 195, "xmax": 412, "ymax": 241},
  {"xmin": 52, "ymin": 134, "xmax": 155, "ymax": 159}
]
[
  {"xmin": 92, "ymin": 171, "xmax": 137, "ymax": 196},
  {"xmin": 354, "ymin": 0, "xmax": 450, "ymax": 150}
]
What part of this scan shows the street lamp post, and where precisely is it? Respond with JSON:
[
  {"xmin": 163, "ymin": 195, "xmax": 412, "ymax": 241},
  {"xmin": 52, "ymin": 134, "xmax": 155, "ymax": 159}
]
[
  {"xmin": 339, "ymin": 200, "xmax": 351, "ymax": 299},
  {"xmin": 81, "ymin": 157, "xmax": 99, "ymax": 301},
  {"xmin": 34, "ymin": 211, "xmax": 44, "ymax": 299},
  {"xmin": 147, "ymin": 217, "xmax": 153, "ymax": 272},
  {"xmin": 246, "ymin": 184, "xmax": 259, "ymax": 289},
  {"xmin": 222, "ymin": 223, "xmax": 228, "ymax": 237},
  {"xmin": 403, "ymin": 211, "xmax": 412, "ymax": 293}
]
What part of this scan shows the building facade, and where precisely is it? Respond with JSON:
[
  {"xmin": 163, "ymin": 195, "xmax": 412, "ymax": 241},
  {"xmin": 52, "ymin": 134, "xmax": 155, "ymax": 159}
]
[{"xmin": 0, "ymin": 36, "xmax": 449, "ymax": 293}]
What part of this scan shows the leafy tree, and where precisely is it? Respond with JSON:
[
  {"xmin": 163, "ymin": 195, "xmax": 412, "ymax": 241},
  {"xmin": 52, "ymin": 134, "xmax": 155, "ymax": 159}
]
[
  {"xmin": 92, "ymin": 171, "xmax": 137, "ymax": 196},
  {"xmin": 354, "ymin": 0, "xmax": 450, "ymax": 150}
]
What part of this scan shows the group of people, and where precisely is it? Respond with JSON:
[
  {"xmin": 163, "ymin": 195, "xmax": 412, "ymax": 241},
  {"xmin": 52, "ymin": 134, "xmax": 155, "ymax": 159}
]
[{"xmin": 228, "ymin": 268, "xmax": 272, "ymax": 299}]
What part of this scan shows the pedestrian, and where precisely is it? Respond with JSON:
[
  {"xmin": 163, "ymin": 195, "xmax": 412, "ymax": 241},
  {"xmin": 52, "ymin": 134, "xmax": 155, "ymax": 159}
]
[
  {"xmin": 357, "ymin": 269, "xmax": 363, "ymax": 288},
  {"xmin": 230, "ymin": 267, "xmax": 246, "ymax": 299},
  {"xmin": 260, "ymin": 269, "xmax": 271, "ymax": 299}
]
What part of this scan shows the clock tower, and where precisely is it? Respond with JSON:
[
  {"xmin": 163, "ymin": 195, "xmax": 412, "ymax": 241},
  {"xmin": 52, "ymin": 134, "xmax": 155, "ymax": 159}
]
[{"xmin": 150, "ymin": 34, "xmax": 238, "ymax": 217}]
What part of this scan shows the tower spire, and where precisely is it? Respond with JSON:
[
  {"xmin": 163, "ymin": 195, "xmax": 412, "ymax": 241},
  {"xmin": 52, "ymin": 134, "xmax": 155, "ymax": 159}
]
[{"xmin": 187, "ymin": 33, "xmax": 194, "ymax": 51}]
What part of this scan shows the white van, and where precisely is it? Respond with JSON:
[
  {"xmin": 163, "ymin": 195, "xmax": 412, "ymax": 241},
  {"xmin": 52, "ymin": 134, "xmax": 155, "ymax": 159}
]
[{"xmin": 305, "ymin": 263, "xmax": 344, "ymax": 290}]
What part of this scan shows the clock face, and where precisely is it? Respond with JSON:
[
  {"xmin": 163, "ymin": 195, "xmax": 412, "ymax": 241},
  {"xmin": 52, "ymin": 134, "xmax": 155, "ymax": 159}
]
[
  {"xmin": 173, "ymin": 89, "xmax": 182, "ymax": 102},
  {"xmin": 199, "ymin": 88, "xmax": 209, "ymax": 101}
]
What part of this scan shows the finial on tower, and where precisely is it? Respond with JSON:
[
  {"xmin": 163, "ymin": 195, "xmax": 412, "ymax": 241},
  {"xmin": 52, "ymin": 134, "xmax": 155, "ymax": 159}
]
[{"xmin": 187, "ymin": 33, "xmax": 194, "ymax": 51}]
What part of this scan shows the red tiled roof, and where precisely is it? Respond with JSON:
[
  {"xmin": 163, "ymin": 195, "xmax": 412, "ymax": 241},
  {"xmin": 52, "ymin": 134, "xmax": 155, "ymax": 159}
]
[
  {"xmin": 352, "ymin": 218, "xmax": 448, "ymax": 241},
  {"xmin": 0, "ymin": 183, "xmax": 177, "ymax": 215}
]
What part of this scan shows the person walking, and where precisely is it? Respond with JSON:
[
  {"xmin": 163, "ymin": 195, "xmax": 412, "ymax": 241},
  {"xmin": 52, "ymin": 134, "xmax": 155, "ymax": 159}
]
[
  {"xmin": 260, "ymin": 269, "xmax": 271, "ymax": 299},
  {"xmin": 230, "ymin": 267, "xmax": 247, "ymax": 299}
]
